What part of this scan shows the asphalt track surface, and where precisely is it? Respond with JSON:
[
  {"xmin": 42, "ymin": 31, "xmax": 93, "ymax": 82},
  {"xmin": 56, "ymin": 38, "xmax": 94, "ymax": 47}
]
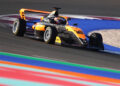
[{"xmin": 0, "ymin": 0, "xmax": 120, "ymax": 70}]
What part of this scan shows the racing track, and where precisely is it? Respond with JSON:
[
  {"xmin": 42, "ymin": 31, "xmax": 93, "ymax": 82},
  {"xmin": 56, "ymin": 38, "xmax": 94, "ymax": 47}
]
[{"xmin": 0, "ymin": 0, "xmax": 120, "ymax": 70}]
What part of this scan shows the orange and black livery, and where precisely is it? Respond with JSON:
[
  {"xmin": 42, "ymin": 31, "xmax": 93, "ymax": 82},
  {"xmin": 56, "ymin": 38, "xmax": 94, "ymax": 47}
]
[{"xmin": 12, "ymin": 8, "xmax": 103, "ymax": 49}]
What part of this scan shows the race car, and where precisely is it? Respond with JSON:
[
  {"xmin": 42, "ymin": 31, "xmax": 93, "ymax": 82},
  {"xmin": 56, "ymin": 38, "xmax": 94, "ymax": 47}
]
[{"xmin": 12, "ymin": 7, "xmax": 103, "ymax": 49}]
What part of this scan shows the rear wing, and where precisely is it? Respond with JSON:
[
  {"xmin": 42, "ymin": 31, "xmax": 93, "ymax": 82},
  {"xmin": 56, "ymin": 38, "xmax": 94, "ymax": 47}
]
[{"xmin": 19, "ymin": 8, "xmax": 50, "ymax": 20}]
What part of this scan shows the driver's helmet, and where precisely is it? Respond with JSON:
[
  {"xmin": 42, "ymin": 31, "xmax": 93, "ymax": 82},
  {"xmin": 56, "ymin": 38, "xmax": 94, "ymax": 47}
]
[{"xmin": 53, "ymin": 17, "xmax": 66, "ymax": 25}]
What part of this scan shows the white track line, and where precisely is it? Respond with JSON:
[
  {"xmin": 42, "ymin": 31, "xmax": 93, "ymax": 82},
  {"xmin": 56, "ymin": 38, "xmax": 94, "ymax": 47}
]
[
  {"xmin": 0, "ymin": 17, "xmax": 17, "ymax": 21},
  {"xmin": 61, "ymin": 14, "xmax": 101, "ymax": 19}
]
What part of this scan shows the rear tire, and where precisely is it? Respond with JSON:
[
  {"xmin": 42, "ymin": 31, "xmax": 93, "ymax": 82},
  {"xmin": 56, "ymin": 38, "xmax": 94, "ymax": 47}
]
[
  {"xmin": 44, "ymin": 26, "xmax": 57, "ymax": 44},
  {"xmin": 12, "ymin": 18, "xmax": 26, "ymax": 36}
]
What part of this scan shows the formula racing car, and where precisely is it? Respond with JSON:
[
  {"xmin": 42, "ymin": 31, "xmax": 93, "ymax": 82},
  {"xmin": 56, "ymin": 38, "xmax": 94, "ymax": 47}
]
[{"xmin": 12, "ymin": 7, "xmax": 103, "ymax": 49}]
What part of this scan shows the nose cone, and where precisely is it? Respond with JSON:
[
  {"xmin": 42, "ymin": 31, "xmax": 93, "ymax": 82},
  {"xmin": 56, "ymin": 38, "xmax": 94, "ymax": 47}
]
[
  {"xmin": 73, "ymin": 27, "xmax": 86, "ymax": 39},
  {"xmin": 77, "ymin": 33, "xmax": 86, "ymax": 39},
  {"xmin": 65, "ymin": 25, "xmax": 86, "ymax": 40}
]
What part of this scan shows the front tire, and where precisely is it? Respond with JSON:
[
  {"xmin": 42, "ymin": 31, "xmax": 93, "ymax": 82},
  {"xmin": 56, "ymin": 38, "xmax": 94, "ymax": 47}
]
[
  {"xmin": 89, "ymin": 33, "xmax": 104, "ymax": 49},
  {"xmin": 12, "ymin": 18, "xmax": 26, "ymax": 36},
  {"xmin": 43, "ymin": 26, "xmax": 57, "ymax": 44}
]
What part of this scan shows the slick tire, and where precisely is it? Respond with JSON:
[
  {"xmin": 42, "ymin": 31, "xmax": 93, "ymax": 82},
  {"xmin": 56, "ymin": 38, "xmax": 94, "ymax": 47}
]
[
  {"xmin": 44, "ymin": 26, "xmax": 58, "ymax": 44},
  {"xmin": 12, "ymin": 18, "xmax": 26, "ymax": 36},
  {"xmin": 89, "ymin": 33, "xmax": 103, "ymax": 49}
]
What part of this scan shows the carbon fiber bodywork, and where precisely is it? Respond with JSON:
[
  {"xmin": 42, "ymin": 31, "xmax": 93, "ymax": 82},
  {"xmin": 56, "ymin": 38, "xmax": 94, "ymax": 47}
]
[{"xmin": 13, "ymin": 8, "xmax": 104, "ymax": 49}]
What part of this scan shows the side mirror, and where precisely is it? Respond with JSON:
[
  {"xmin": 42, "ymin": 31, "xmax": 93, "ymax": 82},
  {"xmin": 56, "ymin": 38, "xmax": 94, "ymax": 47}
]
[
  {"xmin": 67, "ymin": 18, "xmax": 71, "ymax": 20},
  {"xmin": 73, "ymin": 23, "xmax": 78, "ymax": 26}
]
